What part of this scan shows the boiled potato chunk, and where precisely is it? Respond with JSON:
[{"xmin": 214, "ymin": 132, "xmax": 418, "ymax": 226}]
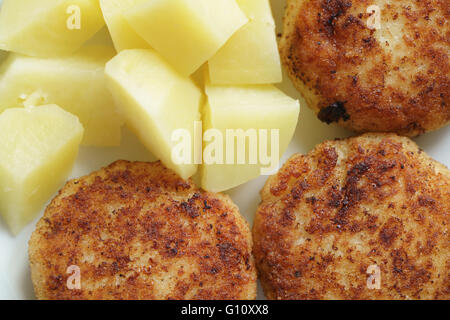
[
  {"xmin": 105, "ymin": 49, "xmax": 202, "ymax": 179},
  {"xmin": 208, "ymin": 0, "xmax": 281, "ymax": 84},
  {"xmin": 201, "ymin": 82, "xmax": 299, "ymax": 192},
  {"xmin": 0, "ymin": 105, "xmax": 84, "ymax": 235},
  {"xmin": 0, "ymin": 45, "xmax": 123, "ymax": 146},
  {"xmin": 0, "ymin": 0, "xmax": 105, "ymax": 57},
  {"xmin": 125, "ymin": 0, "xmax": 248, "ymax": 76},
  {"xmin": 208, "ymin": 22, "xmax": 281, "ymax": 84},
  {"xmin": 100, "ymin": 0, "xmax": 150, "ymax": 51}
]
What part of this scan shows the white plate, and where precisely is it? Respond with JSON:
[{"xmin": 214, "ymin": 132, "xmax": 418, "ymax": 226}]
[{"xmin": 0, "ymin": 0, "xmax": 448, "ymax": 300}]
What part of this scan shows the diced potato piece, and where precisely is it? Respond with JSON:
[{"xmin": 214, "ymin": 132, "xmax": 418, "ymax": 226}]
[
  {"xmin": 201, "ymin": 81, "xmax": 300, "ymax": 192},
  {"xmin": 0, "ymin": 0, "xmax": 105, "ymax": 57},
  {"xmin": 208, "ymin": 22, "xmax": 281, "ymax": 84},
  {"xmin": 125, "ymin": 0, "xmax": 248, "ymax": 76},
  {"xmin": 0, "ymin": 45, "xmax": 123, "ymax": 146},
  {"xmin": 0, "ymin": 105, "xmax": 84, "ymax": 234},
  {"xmin": 208, "ymin": 0, "xmax": 281, "ymax": 84},
  {"xmin": 105, "ymin": 49, "xmax": 202, "ymax": 179},
  {"xmin": 100, "ymin": 0, "xmax": 150, "ymax": 51}
]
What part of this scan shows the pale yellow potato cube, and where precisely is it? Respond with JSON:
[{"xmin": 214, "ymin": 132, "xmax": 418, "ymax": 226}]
[
  {"xmin": 100, "ymin": 0, "xmax": 150, "ymax": 51},
  {"xmin": 105, "ymin": 49, "xmax": 202, "ymax": 179},
  {"xmin": 125, "ymin": 0, "xmax": 248, "ymax": 76},
  {"xmin": 0, "ymin": 105, "xmax": 84, "ymax": 235},
  {"xmin": 201, "ymin": 81, "xmax": 300, "ymax": 192},
  {"xmin": 0, "ymin": 45, "xmax": 123, "ymax": 146},
  {"xmin": 0, "ymin": 0, "xmax": 105, "ymax": 57},
  {"xmin": 208, "ymin": 0, "xmax": 281, "ymax": 84}
]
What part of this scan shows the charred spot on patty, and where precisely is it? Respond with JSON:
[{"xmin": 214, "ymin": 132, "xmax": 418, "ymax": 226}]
[
  {"xmin": 318, "ymin": 101, "xmax": 350, "ymax": 124},
  {"xmin": 321, "ymin": 0, "xmax": 352, "ymax": 35}
]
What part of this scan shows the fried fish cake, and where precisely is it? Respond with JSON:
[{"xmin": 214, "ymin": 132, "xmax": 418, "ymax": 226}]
[
  {"xmin": 29, "ymin": 160, "xmax": 256, "ymax": 300},
  {"xmin": 253, "ymin": 133, "xmax": 449, "ymax": 300},
  {"xmin": 280, "ymin": 0, "xmax": 449, "ymax": 136}
]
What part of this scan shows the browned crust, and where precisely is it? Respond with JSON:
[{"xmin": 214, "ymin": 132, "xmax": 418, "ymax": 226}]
[
  {"xmin": 253, "ymin": 133, "xmax": 449, "ymax": 300},
  {"xmin": 280, "ymin": 0, "xmax": 450, "ymax": 136},
  {"xmin": 29, "ymin": 161, "xmax": 256, "ymax": 300}
]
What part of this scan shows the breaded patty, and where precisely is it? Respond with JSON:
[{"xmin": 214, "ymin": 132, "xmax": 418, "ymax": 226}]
[
  {"xmin": 29, "ymin": 160, "xmax": 256, "ymax": 300},
  {"xmin": 253, "ymin": 133, "xmax": 449, "ymax": 299},
  {"xmin": 280, "ymin": 0, "xmax": 449, "ymax": 136}
]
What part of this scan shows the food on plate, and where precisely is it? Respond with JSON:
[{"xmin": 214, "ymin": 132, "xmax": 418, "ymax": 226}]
[
  {"xmin": 253, "ymin": 133, "xmax": 450, "ymax": 300},
  {"xmin": 105, "ymin": 49, "xmax": 202, "ymax": 180},
  {"xmin": 100, "ymin": 0, "xmax": 150, "ymax": 51},
  {"xmin": 29, "ymin": 160, "xmax": 257, "ymax": 300},
  {"xmin": 208, "ymin": 0, "xmax": 282, "ymax": 84},
  {"xmin": 279, "ymin": 0, "xmax": 450, "ymax": 136},
  {"xmin": 0, "ymin": 105, "xmax": 84, "ymax": 235},
  {"xmin": 0, "ymin": 45, "xmax": 123, "ymax": 146},
  {"xmin": 0, "ymin": 0, "xmax": 105, "ymax": 57},
  {"xmin": 125, "ymin": 0, "xmax": 248, "ymax": 76},
  {"xmin": 201, "ymin": 78, "xmax": 300, "ymax": 192}
]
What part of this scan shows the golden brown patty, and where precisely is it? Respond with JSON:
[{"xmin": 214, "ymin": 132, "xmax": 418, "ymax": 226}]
[
  {"xmin": 253, "ymin": 133, "xmax": 449, "ymax": 299},
  {"xmin": 29, "ymin": 160, "xmax": 256, "ymax": 300},
  {"xmin": 280, "ymin": 0, "xmax": 449, "ymax": 136}
]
